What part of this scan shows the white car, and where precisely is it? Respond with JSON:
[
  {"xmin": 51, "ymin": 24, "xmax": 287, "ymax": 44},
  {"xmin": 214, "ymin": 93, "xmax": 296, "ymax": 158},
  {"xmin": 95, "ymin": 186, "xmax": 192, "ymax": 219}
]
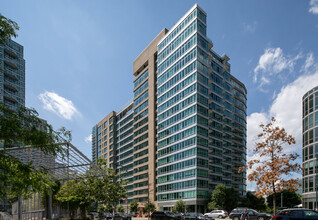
[{"xmin": 204, "ymin": 210, "xmax": 228, "ymax": 219}]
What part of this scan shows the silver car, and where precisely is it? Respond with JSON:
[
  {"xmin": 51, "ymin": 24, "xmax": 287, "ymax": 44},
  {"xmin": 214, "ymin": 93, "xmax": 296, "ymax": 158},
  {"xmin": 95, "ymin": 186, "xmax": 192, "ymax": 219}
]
[{"xmin": 204, "ymin": 210, "xmax": 228, "ymax": 219}]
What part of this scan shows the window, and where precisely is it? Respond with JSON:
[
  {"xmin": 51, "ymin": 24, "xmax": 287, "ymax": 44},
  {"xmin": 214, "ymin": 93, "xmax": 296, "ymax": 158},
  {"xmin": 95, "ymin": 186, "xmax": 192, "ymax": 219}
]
[
  {"xmin": 309, "ymin": 114, "xmax": 314, "ymax": 129},
  {"xmin": 158, "ymin": 72, "xmax": 196, "ymax": 104},
  {"xmin": 134, "ymin": 70, "xmax": 148, "ymax": 88},
  {"xmin": 158, "ymin": 61, "xmax": 196, "ymax": 96},
  {"xmin": 158, "ymin": 34, "xmax": 197, "ymax": 75},
  {"xmin": 134, "ymin": 90, "xmax": 148, "ymax": 106},
  {"xmin": 315, "ymin": 92, "xmax": 318, "ymax": 110},
  {"xmin": 309, "ymin": 161, "xmax": 314, "ymax": 174},
  {"xmin": 309, "ymin": 145, "xmax": 314, "ymax": 159},
  {"xmin": 158, "ymin": 107, "xmax": 196, "ymax": 131},
  {"xmin": 134, "ymin": 80, "xmax": 148, "ymax": 98},
  {"xmin": 309, "ymin": 176, "xmax": 314, "ymax": 192},
  {"xmin": 135, "ymin": 101, "xmax": 148, "ymax": 114},
  {"xmin": 158, "ymin": 48, "xmax": 197, "ymax": 86},
  {"xmin": 304, "ymin": 210, "xmax": 318, "ymax": 216},
  {"xmin": 309, "ymin": 95, "xmax": 314, "ymax": 113}
]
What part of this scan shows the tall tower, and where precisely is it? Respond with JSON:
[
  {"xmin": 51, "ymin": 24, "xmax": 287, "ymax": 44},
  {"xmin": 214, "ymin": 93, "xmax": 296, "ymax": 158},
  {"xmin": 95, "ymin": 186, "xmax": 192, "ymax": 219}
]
[
  {"xmin": 302, "ymin": 86, "xmax": 318, "ymax": 209},
  {"xmin": 0, "ymin": 40, "xmax": 25, "ymax": 111},
  {"xmin": 156, "ymin": 4, "xmax": 246, "ymax": 212}
]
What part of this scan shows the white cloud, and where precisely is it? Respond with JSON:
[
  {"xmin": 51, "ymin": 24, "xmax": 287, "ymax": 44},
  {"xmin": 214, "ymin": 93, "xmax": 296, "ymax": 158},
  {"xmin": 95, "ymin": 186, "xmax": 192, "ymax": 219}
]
[
  {"xmin": 254, "ymin": 48, "xmax": 302, "ymax": 90},
  {"xmin": 85, "ymin": 134, "xmax": 92, "ymax": 143},
  {"xmin": 38, "ymin": 91, "xmax": 80, "ymax": 120},
  {"xmin": 247, "ymin": 56, "xmax": 318, "ymax": 190},
  {"xmin": 269, "ymin": 72, "xmax": 318, "ymax": 149},
  {"xmin": 301, "ymin": 53, "xmax": 314, "ymax": 72},
  {"xmin": 243, "ymin": 21, "xmax": 258, "ymax": 33},
  {"xmin": 309, "ymin": 0, "xmax": 318, "ymax": 14}
]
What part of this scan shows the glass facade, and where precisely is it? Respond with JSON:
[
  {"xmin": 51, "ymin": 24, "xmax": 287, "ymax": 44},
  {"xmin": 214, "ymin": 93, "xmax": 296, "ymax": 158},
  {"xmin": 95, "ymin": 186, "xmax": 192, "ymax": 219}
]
[
  {"xmin": 157, "ymin": 5, "xmax": 246, "ymax": 211},
  {"xmin": 302, "ymin": 86, "xmax": 318, "ymax": 209},
  {"xmin": 0, "ymin": 40, "xmax": 25, "ymax": 111}
]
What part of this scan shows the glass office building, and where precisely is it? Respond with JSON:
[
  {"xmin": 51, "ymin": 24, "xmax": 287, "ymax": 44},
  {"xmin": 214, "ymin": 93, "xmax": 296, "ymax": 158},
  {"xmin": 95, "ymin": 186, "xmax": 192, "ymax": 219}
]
[{"xmin": 302, "ymin": 86, "xmax": 318, "ymax": 209}]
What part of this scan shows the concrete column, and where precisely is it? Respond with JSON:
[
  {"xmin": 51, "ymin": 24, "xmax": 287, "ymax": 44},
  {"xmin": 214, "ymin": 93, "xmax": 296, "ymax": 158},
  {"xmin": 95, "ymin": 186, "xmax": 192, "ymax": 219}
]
[
  {"xmin": 18, "ymin": 195, "xmax": 22, "ymax": 220},
  {"xmin": 47, "ymin": 191, "xmax": 52, "ymax": 220}
]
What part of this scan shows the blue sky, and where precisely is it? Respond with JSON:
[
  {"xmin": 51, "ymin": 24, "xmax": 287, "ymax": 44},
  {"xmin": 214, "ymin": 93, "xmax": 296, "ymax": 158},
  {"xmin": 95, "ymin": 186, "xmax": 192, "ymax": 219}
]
[{"xmin": 2, "ymin": 0, "xmax": 318, "ymax": 190}]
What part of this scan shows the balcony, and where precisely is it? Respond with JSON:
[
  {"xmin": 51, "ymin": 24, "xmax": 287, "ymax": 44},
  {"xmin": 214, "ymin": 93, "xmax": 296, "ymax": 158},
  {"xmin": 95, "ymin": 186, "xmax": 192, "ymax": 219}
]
[
  {"xmin": 4, "ymin": 60, "xmax": 18, "ymax": 70},
  {"xmin": 4, "ymin": 48, "xmax": 18, "ymax": 59},
  {"xmin": 3, "ymin": 95, "xmax": 18, "ymax": 103},
  {"xmin": 4, "ymin": 71, "xmax": 18, "ymax": 81},
  {"xmin": 4, "ymin": 83, "xmax": 18, "ymax": 92}
]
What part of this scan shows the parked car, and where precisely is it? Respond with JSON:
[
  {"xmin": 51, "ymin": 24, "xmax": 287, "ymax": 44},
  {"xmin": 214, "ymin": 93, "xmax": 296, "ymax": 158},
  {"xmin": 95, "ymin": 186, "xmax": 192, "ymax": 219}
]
[
  {"xmin": 88, "ymin": 212, "xmax": 98, "ymax": 220},
  {"xmin": 229, "ymin": 208, "xmax": 271, "ymax": 220},
  {"xmin": 151, "ymin": 211, "xmax": 176, "ymax": 220},
  {"xmin": 183, "ymin": 213, "xmax": 214, "ymax": 220},
  {"xmin": 104, "ymin": 213, "xmax": 113, "ymax": 220},
  {"xmin": 174, "ymin": 212, "xmax": 184, "ymax": 220},
  {"xmin": 275, "ymin": 208, "xmax": 318, "ymax": 220},
  {"xmin": 113, "ymin": 213, "xmax": 132, "ymax": 220},
  {"xmin": 204, "ymin": 210, "xmax": 228, "ymax": 218}
]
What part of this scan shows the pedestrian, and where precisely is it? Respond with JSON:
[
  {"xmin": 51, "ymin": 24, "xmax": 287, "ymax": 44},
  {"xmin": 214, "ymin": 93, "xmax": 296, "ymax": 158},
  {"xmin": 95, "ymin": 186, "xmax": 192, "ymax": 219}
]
[{"xmin": 241, "ymin": 209, "xmax": 249, "ymax": 220}]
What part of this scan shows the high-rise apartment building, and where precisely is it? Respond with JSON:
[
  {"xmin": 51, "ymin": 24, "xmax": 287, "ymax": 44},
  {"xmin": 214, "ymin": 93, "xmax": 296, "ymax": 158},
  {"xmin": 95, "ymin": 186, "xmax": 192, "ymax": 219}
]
[
  {"xmin": 92, "ymin": 4, "xmax": 247, "ymax": 212},
  {"xmin": 92, "ymin": 103, "xmax": 135, "ymax": 202},
  {"xmin": 156, "ymin": 5, "xmax": 246, "ymax": 212},
  {"xmin": 0, "ymin": 40, "xmax": 25, "ymax": 111},
  {"xmin": 302, "ymin": 86, "xmax": 318, "ymax": 209}
]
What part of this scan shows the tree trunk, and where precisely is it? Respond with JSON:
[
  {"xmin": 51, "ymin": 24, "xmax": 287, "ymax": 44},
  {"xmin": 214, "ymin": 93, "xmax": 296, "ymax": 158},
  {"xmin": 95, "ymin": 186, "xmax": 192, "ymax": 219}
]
[{"xmin": 273, "ymin": 193, "xmax": 276, "ymax": 220}]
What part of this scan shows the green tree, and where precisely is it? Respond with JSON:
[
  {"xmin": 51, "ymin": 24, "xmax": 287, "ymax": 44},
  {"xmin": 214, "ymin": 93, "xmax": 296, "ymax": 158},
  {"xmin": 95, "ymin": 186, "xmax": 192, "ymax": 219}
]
[
  {"xmin": 144, "ymin": 202, "xmax": 156, "ymax": 215},
  {"xmin": 0, "ymin": 14, "xmax": 19, "ymax": 45},
  {"xmin": 0, "ymin": 103, "xmax": 71, "ymax": 198},
  {"xmin": 208, "ymin": 184, "xmax": 239, "ymax": 212},
  {"xmin": 98, "ymin": 203, "xmax": 113, "ymax": 214},
  {"xmin": 130, "ymin": 200, "xmax": 139, "ymax": 213},
  {"xmin": 117, "ymin": 204, "xmax": 125, "ymax": 213},
  {"xmin": 267, "ymin": 190, "xmax": 301, "ymax": 209},
  {"xmin": 92, "ymin": 159, "xmax": 127, "ymax": 215},
  {"xmin": 172, "ymin": 200, "xmax": 186, "ymax": 213},
  {"xmin": 240, "ymin": 191, "xmax": 266, "ymax": 211},
  {"xmin": 55, "ymin": 178, "xmax": 94, "ymax": 219}
]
